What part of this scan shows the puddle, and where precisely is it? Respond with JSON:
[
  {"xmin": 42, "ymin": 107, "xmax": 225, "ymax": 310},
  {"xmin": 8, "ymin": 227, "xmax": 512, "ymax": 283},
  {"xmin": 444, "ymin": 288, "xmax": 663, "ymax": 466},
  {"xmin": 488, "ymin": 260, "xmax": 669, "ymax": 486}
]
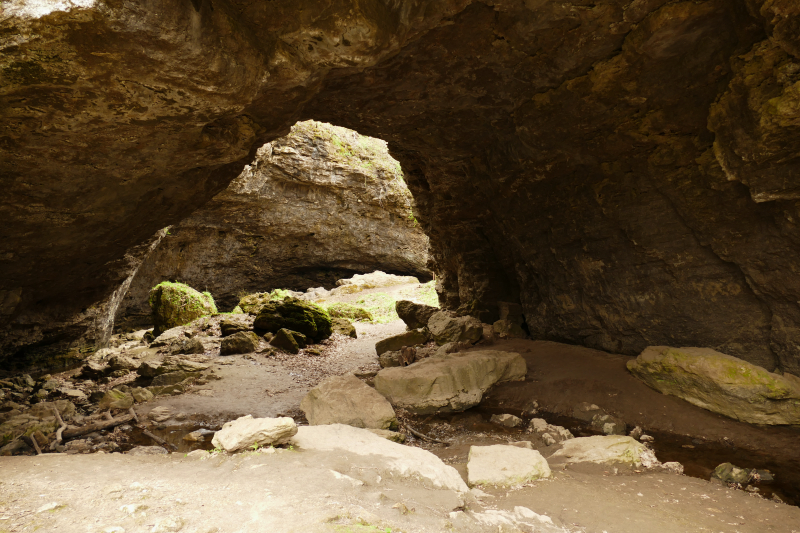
[
  {"xmin": 118, "ymin": 416, "xmax": 221, "ymax": 454},
  {"xmin": 406, "ymin": 406, "xmax": 799, "ymax": 506}
]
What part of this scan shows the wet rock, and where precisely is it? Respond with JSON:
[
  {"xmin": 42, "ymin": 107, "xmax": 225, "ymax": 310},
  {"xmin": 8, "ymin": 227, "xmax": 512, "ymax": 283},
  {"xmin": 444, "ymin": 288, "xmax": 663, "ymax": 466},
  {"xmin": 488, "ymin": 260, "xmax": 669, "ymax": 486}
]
[
  {"xmin": 301, "ymin": 374, "xmax": 397, "ymax": 430},
  {"xmin": 220, "ymin": 316, "xmax": 251, "ymax": 337},
  {"xmin": 528, "ymin": 418, "xmax": 573, "ymax": 446},
  {"xmin": 171, "ymin": 337, "xmax": 205, "ymax": 355},
  {"xmin": 211, "ymin": 415, "xmax": 297, "ymax": 452},
  {"xmin": 374, "ymin": 350, "xmax": 527, "ymax": 414},
  {"xmin": 427, "ymin": 312, "xmax": 483, "ymax": 346},
  {"xmin": 98, "ymin": 390, "xmax": 134, "ymax": 411},
  {"xmin": 591, "ymin": 414, "xmax": 627, "ymax": 436},
  {"xmin": 219, "ymin": 331, "xmax": 259, "ymax": 355},
  {"xmin": 130, "ymin": 387, "xmax": 154, "ymax": 403},
  {"xmin": 375, "ymin": 329, "xmax": 429, "ymax": 356},
  {"xmin": 467, "ymin": 444, "xmax": 551, "ymax": 487},
  {"xmin": 290, "ymin": 424, "xmax": 467, "ymax": 492},
  {"xmin": 183, "ymin": 430, "xmax": 206, "ymax": 442},
  {"xmin": 149, "ymin": 282, "xmax": 217, "ymax": 336},
  {"xmin": 396, "ymin": 300, "xmax": 438, "ymax": 330},
  {"xmin": 490, "ymin": 414, "xmax": 523, "ymax": 428},
  {"xmin": 711, "ymin": 463, "xmax": 754, "ymax": 484},
  {"xmin": 572, "ymin": 402, "xmax": 605, "ymax": 422},
  {"xmin": 253, "ymin": 298, "xmax": 332, "ymax": 342},
  {"xmin": 331, "ymin": 317, "xmax": 357, "ymax": 339},
  {"xmin": 126, "ymin": 446, "xmax": 169, "ymax": 456},
  {"xmin": 550, "ymin": 436, "xmax": 647, "ymax": 467},
  {"xmin": 627, "ymin": 346, "xmax": 800, "ymax": 425}
]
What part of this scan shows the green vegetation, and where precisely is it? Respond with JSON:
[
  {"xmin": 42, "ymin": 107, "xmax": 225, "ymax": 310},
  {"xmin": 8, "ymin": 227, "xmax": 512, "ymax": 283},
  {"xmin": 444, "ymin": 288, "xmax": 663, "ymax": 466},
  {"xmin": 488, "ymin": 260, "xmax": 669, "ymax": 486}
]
[
  {"xmin": 354, "ymin": 292, "xmax": 400, "ymax": 324},
  {"xmin": 411, "ymin": 280, "xmax": 439, "ymax": 307},
  {"xmin": 322, "ymin": 302, "xmax": 374, "ymax": 322},
  {"xmin": 148, "ymin": 281, "xmax": 217, "ymax": 335}
]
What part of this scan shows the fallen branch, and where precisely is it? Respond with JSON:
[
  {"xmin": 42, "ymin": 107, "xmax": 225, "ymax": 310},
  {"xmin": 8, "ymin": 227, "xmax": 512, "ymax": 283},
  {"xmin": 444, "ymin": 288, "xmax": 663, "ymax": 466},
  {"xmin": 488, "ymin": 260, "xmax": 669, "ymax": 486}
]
[
  {"xmin": 21, "ymin": 435, "xmax": 43, "ymax": 455},
  {"xmin": 136, "ymin": 426, "xmax": 176, "ymax": 451},
  {"xmin": 50, "ymin": 407, "xmax": 68, "ymax": 451},
  {"xmin": 62, "ymin": 412, "xmax": 136, "ymax": 440},
  {"xmin": 402, "ymin": 422, "xmax": 450, "ymax": 446}
]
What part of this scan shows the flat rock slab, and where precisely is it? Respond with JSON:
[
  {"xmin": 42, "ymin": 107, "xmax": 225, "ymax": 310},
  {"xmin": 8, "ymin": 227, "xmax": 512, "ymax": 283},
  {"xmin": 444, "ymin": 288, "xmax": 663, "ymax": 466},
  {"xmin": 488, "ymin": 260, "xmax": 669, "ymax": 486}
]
[
  {"xmin": 374, "ymin": 350, "xmax": 526, "ymax": 414},
  {"xmin": 628, "ymin": 346, "xmax": 800, "ymax": 425},
  {"xmin": 375, "ymin": 329, "xmax": 429, "ymax": 355},
  {"xmin": 550, "ymin": 436, "xmax": 646, "ymax": 467},
  {"xmin": 290, "ymin": 424, "xmax": 468, "ymax": 492},
  {"xmin": 300, "ymin": 374, "xmax": 397, "ymax": 430},
  {"xmin": 467, "ymin": 444, "xmax": 551, "ymax": 487},
  {"xmin": 212, "ymin": 415, "xmax": 297, "ymax": 452}
]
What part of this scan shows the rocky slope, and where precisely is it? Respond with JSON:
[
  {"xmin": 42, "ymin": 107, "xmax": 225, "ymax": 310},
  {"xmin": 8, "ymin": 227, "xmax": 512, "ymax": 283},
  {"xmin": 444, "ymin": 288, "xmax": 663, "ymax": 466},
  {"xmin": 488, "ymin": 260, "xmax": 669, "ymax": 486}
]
[
  {"xmin": 3, "ymin": 0, "xmax": 800, "ymax": 373},
  {"xmin": 115, "ymin": 121, "xmax": 429, "ymax": 330}
]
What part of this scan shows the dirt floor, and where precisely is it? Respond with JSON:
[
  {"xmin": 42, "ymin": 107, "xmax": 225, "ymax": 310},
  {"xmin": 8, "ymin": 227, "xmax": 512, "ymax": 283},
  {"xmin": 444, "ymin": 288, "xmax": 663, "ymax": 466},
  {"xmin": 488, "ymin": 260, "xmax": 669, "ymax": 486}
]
[{"xmin": 4, "ymin": 286, "xmax": 800, "ymax": 532}]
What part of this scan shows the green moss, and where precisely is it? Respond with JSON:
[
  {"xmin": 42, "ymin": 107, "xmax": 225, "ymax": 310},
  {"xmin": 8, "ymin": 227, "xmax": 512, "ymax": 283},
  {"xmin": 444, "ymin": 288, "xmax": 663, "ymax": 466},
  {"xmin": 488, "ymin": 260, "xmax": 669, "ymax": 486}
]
[
  {"xmin": 149, "ymin": 281, "xmax": 217, "ymax": 335},
  {"xmin": 253, "ymin": 299, "xmax": 333, "ymax": 342},
  {"xmin": 322, "ymin": 302, "xmax": 374, "ymax": 322},
  {"xmin": 354, "ymin": 293, "xmax": 400, "ymax": 324}
]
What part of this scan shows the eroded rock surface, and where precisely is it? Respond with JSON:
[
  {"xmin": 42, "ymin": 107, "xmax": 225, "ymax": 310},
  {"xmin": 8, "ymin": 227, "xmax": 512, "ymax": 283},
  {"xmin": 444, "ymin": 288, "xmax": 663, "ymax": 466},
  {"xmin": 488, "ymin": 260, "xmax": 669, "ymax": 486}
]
[{"xmin": 4, "ymin": 0, "xmax": 800, "ymax": 375}]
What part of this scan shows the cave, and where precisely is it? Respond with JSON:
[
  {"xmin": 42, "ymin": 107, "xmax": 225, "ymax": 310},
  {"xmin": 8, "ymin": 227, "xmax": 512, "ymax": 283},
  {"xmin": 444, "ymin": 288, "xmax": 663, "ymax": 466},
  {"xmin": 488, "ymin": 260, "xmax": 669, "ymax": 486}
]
[{"xmin": 2, "ymin": 0, "xmax": 800, "ymax": 529}]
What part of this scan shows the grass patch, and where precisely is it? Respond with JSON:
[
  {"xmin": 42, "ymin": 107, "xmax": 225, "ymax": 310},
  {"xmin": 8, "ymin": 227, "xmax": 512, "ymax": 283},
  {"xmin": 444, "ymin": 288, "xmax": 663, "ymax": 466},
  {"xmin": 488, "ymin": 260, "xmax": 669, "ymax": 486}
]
[
  {"xmin": 354, "ymin": 293, "xmax": 400, "ymax": 324},
  {"xmin": 322, "ymin": 302, "xmax": 374, "ymax": 322}
]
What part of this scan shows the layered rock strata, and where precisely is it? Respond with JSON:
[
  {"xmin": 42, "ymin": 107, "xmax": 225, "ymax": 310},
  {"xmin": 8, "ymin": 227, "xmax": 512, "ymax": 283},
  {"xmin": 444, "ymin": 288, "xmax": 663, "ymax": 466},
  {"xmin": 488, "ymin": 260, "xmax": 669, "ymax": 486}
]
[
  {"xmin": 3, "ymin": 0, "xmax": 800, "ymax": 373},
  {"xmin": 115, "ymin": 122, "xmax": 429, "ymax": 328}
]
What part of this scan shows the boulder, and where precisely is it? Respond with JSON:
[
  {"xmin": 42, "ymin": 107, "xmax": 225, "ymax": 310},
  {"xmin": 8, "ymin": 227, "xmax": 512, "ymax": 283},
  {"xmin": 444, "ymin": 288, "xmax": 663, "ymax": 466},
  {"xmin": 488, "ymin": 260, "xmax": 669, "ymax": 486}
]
[
  {"xmin": 378, "ymin": 350, "xmax": 403, "ymax": 368},
  {"xmin": 137, "ymin": 360, "xmax": 161, "ymax": 378},
  {"xmin": 80, "ymin": 360, "xmax": 109, "ymax": 379},
  {"xmin": 211, "ymin": 415, "xmax": 298, "ymax": 452},
  {"xmin": 300, "ymin": 374, "xmax": 397, "ymax": 430},
  {"xmin": 131, "ymin": 387, "xmax": 154, "ymax": 403},
  {"xmin": 492, "ymin": 319, "xmax": 527, "ymax": 339},
  {"xmin": 374, "ymin": 350, "xmax": 527, "ymax": 414},
  {"xmin": 427, "ymin": 312, "xmax": 483, "ymax": 346},
  {"xmin": 270, "ymin": 329, "xmax": 304, "ymax": 354},
  {"xmin": 550, "ymin": 436, "xmax": 647, "ymax": 467},
  {"xmin": 375, "ymin": 329, "xmax": 429, "ymax": 356},
  {"xmin": 219, "ymin": 331, "xmax": 260, "ymax": 355},
  {"xmin": 331, "ymin": 317, "xmax": 357, "ymax": 339},
  {"xmin": 220, "ymin": 316, "xmax": 251, "ymax": 337},
  {"xmin": 108, "ymin": 355, "xmax": 139, "ymax": 372},
  {"xmin": 149, "ymin": 326, "xmax": 186, "ymax": 348},
  {"xmin": 490, "ymin": 414, "xmax": 523, "ymax": 428},
  {"xmin": 149, "ymin": 281, "xmax": 217, "ymax": 336},
  {"xmin": 253, "ymin": 298, "xmax": 332, "ymax": 342},
  {"xmin": 627, "ymin": 346, "xmax": 800, "ymax": 425},
  {"xmin": 711, "ymin": 463, "xmax": 753, "ymax": 484},
  {"xmin": 237, "ymin": 292, "xmax": 274, "ymax": 315},
  {"xmin": 467, "ymin": 444, "xmax": 551, "ymax": 487},
  {"xmin": 528, "ymin": 418, "xmax": 573, "ymax": 446},
  {"xmin": 171, "ymin": 337, "xmax": 205, "ymax": 355},
  {"xmin": 591, "ymin": 413, "xmax": 627, "ymax": 436},
  {"xmin": 98, "ymin": 390, "xmax": 134, "ymax": 410},
  {"xmin": 289, "ymin": 424, "xmax": 467, "ymax": 492},
  {"xmin": 395, "ymin": 300, "xmax": 438, "ymax": 330}
]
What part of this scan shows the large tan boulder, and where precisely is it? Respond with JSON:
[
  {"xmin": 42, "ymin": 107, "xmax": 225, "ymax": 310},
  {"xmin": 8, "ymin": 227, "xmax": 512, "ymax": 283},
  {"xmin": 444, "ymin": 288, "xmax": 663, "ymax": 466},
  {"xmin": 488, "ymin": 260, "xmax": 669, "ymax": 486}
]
[
  {"xmin": 427, "ymin": 312, "xmax": 483, "ymax": 345},
  {"xmin": 211, "ymin": 415, "xmax": 297, "ymax": 452},
  {"xmin": 549, "ymin": 436, "xmax": 647, "ymax": 467},
  {"xmin": 374, "ymin": 350, "xmax": 526, "ymax": 414},
  {"xmin": 300, "ymin": 374, "xmax": 397, "ymax": 430},
  {"xmin": 627, "ymin": 346, "xmax": 800, "ymax": 425},
  {"xmin": 467, "ymin": 444, "xmax": 551, "ymax": 487}
]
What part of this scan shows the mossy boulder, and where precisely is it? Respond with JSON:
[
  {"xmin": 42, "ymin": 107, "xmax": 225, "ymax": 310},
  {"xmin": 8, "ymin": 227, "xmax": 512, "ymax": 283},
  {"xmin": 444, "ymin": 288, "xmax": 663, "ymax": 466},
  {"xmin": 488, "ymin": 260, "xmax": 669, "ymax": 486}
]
[
  {"xmin": 149, "ymin": 282, "xmax": 217, "ymax": 336},
  {"xmin": 332, "ymin": 317, "xmax": 357, "ymax": 339},
  {"xmin": 237, "ymin": 289, "xmax": 301, "ymax": 315},
  {"xmin": 325, "ymin": 302, "xmax": 373, "ymax": 322},
  {"xmin": 220, "ymin": 331, "xmax": 260, "ymax": 355},
  {"xmin": 253, "ymin": 298, "xmax": 332, "ymax": 342},
  {"xmin": 270, "ymin": 329, "xmax": 303, "ymax": 354},
  {"xmin": 627, "ymin": 346, "xmax": 800, "ymax": 425}
]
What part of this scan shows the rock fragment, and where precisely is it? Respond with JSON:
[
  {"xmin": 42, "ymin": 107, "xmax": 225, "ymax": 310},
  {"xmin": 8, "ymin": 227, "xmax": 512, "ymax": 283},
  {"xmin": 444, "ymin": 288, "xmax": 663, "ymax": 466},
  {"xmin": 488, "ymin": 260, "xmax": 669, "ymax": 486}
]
[
  {"xmin": 395, "ymin": 300, "xmax": 438, "ymax": 330},
  {"xmin": 427, "ymin": 311, "xmax": 483, "ymax": 345},
  {"xmin": 301, "ymin": 374, "xmax": 397, "ymax": 430},
  {"xmin": 211, "ymin": 415, "xmax": 298, "ymax": 452},
  {"xmin": 550, "ymin": 436, "xmax": 647, "ymax": 467},
  {"xmin": 219, "ymin": 331, "xmax": 259, "ymax": 355},
  {"xmin": 375, "ymin": 329, "xmax": 429, "ymax": 356},
  {"xmin": 467, "ymin": 444, "xmax": 551, "ymax": 487}
]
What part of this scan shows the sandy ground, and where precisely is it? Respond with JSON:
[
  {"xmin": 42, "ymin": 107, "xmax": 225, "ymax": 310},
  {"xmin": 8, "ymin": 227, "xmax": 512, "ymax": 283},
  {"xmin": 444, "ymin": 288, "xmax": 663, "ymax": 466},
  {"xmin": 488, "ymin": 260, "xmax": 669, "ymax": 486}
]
[{"xmin": 4, "ymin": 289, "xmax": 800, "ymax": 532}]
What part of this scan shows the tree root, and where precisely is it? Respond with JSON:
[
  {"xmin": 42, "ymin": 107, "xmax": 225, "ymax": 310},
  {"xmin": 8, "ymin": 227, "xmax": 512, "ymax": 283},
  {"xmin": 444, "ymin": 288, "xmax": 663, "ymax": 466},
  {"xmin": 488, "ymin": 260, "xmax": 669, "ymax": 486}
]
[{"xmin": 402, "ymin": 422, "xmax": 450, "ymax": 446}]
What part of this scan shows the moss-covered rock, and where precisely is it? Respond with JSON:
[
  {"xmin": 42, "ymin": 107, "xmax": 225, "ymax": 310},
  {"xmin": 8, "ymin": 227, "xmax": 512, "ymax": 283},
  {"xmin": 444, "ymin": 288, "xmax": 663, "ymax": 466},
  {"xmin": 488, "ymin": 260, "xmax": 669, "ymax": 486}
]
[
  {"xmin": 270, "ymin": 329, "xmax": 301, "ymax": 354},
  {"xmin": 325, "ymin": 302, "xmax": 373, "ymax": 322},
  {"xmin": 237, "ymin": 289, "xmax": 301, "ymax": 315},
  {"xmin": 253, "ymin": 298, "xmax": 332, "ymax": 342},
  {"xmin": 220, "ymin": 331, "xmax": 260, "ymax": 355},
  {"xmin": 627, "ymin": 346, "xmax": 800, "ymax": 425},
  {"xmin": 149, "ymin": 282, "xmax": 217, "ymax": 336},
  {"xmin": 332, "ymin": 317, "xmax": 357, "ymax": 339}
]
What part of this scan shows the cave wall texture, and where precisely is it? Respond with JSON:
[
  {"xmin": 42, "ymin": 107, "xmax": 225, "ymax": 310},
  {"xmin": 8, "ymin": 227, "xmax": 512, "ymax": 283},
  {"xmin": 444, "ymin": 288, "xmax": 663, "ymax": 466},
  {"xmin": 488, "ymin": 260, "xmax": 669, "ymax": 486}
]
[
  {"xmin": 2, "ymin": 0, "xmax": 800, "ymax": 373},
  {"xmin": 115, "ymin": 121, "xmax": 430, "ymax": 331}
]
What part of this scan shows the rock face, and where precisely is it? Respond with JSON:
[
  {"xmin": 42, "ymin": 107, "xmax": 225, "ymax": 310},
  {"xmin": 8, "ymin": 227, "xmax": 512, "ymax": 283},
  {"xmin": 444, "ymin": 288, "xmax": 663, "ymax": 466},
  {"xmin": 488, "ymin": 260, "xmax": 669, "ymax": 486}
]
[
  {"xmin": 627, "ymin": 346, "xmax": 800, "ymax": 425},
  {"xmin": 427, "ymin": 312, "xmax": 483, "ymax": 346},
  {"xmin": 467, "ymin": 445, "xmax": 551, "ymax": 487},
  {"xmin": 300, "ymin": 374, "xmax": 397, "ymax": 430},
  {"xmin": 374, "ymin": 351, "xmax": 527, "ymax": 414},
  {"xmin": 5, "ymin": 0, "xmax": 800, "ymax": 375},
  {"xmin": 289, "ymin": 424, "xmax": 468, "ymax": 492},
  {"xmin": 149, "ymin": 282, "xmax": 217, "ymax": 336},
  {"xmin": 211, "ymin": 415, "xmax": 298, "ymax": 452},
  {"xmin": 116, "ymin": 121, "xmax": 430, "ymax": 326}
]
